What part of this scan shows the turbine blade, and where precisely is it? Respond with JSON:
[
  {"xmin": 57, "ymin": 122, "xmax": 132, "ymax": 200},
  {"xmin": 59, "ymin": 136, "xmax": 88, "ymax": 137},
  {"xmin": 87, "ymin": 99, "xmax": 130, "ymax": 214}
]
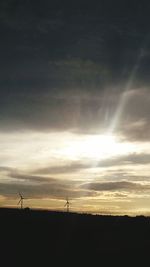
[
  {"xmin": 19, "ymin": 192, "xmax": 22, "ymax": 198},
  {"xmin": 18, "ymin": 199, "xmax": 21, "ymax": 205}
]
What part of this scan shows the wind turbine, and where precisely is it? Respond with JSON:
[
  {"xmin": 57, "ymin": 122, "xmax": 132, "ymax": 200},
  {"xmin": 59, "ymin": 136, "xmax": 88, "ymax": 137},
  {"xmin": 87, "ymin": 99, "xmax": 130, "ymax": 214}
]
[
  {"xmin": 17, "ymin": 193, "xmax": 25, "ymax": 209},
  {"xmin": 64, "ymin": 197, "xmax": 70, "ymax": 212}
]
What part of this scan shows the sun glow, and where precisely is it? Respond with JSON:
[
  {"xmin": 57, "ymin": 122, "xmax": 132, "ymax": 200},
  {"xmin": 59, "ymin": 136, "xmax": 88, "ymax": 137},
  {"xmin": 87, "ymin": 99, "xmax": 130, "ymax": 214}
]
[
  {"xmin": 62, "ymin": 134, "xmax": 136, "ymax": 160},
  {"xmin": 0, "ymin": 131, "xmax": 139, "ymax": 171}
]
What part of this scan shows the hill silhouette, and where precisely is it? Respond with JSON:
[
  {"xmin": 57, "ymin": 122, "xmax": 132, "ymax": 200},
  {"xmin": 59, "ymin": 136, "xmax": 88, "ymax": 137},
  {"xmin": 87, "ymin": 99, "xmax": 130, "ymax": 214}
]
[{"xmin": 0, "ymin": 208, "xmax": 150, "ymax": 266}]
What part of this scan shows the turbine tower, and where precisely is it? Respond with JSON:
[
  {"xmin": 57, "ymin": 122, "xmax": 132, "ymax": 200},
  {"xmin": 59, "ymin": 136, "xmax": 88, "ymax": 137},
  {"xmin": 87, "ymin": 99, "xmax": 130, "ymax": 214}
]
[
  {"xmin": 64, "ymin": 197, "xmax": 70, "ymax": 212},
  {"xmin": 18, "ymin": 193, "xmax": 25, "ymax": 209}
]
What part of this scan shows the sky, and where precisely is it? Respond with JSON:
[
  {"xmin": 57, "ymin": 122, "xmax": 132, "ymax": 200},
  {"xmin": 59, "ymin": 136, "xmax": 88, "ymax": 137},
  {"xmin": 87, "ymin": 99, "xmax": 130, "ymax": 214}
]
[{"xmin": 1, "ymin": 0, "xmax": 150, "ymax": 215}]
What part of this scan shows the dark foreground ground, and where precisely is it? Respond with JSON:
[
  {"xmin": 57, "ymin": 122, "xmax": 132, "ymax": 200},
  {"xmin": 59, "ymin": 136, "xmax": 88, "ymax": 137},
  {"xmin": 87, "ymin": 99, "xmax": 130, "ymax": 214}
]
[{"xmin": 1, "ymin": 208, "xmax": 150, "ymax": 266}]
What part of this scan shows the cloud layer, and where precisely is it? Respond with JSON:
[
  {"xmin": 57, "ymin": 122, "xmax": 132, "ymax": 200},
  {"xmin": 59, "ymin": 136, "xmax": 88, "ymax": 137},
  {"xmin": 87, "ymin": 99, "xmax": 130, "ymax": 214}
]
[
  {"xmin": 1, "ymin": 0, "xmax": 150, "ymax": 214},
  {"xmin": 0, "ymin": 1, "xmax": 150, "ymax": 140},
  {"xmin": 0, "ymin": 87, "xmax": 150, "ymax": 142}
]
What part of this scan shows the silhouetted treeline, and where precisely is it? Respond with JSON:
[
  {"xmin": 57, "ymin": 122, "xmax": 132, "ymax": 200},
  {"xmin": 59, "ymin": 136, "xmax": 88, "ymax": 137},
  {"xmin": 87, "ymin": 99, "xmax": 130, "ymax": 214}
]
[{"xmin": 0, "ymin": 208, "xmax": 150, "ymax": 266}]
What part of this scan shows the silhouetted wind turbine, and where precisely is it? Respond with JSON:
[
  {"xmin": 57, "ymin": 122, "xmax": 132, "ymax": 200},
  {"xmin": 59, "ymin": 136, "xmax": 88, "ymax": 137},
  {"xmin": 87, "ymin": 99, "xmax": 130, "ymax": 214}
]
[
  {"xmin": 18, "ymin": 193, "xmax": 25, "ymax": 209},
  {"xmin": 64, "ymin": 197, "xmax": 70, "ymax": 212}
]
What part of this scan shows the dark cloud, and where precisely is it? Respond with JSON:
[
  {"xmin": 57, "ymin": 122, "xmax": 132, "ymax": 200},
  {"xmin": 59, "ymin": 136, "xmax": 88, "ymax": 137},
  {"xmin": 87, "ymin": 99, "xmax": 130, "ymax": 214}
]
[
  {"xmin": 0, "ymin": 166, "xmax": 17, "ymax": 172},
  {"xmin": 117, "ymin": 88, "xmax": 150, "ymax": 141},
  {"xmin": 0, "ymin": 168, "xmax": 94, "ymax": 199},
  {"xmin": 96, "ymin": 169, "xmax": 150, "ymax": 183},
  {"xmin": 0, "ymin": 166, "xmax": 53, "ymax": 183},
  {"xmin": 0, "ymin": 166, "xmax": 79, "ymax": 185},
  {"xmin": 0, "ymin": 1, "xmax": 150, "ymax": 140},
  {"xmin": 0, "ymin": 164, "xmax": 94, "ymax": 199},
  {"xmin": 112, "ymin": 193, "xmax": 128, "ymax": 198},
  {"xmin": 1, "ymin": 164, "xmax": 150, "ymax": 201},
  {"xmin": 0, "ymin": 87, "xmax": 150, "ymax": 140},
  {"xmin": 0, "ymin": 182, "xmax": 92, "ymax": 199},
  {"xmin": 1, "ymin": 0, "xmax": 150, "ymax": 84},
  {"xmin": 82, "ymin": 181, "xmax": 150, "ymax": 192},
  {"xmin": 97, "ymin": 153, "xmax": 150, "ymax": 168},
  {"xmin": 9, "ymin": 173, "xmax": 54, "ymax": 184},
  {"xmin": 0, "ymin": 85, "xmax": 118, "ymax": 132},
  {"xmin": 34, "ymin": 161, "xmax": 90, "ymax": 175}
]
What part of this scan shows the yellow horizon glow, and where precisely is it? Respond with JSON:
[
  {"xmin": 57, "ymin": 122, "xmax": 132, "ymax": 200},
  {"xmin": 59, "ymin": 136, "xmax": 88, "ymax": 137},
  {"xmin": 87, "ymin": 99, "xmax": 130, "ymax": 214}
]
[{"xmin": 1, "ymin": 130, "xmax": 150, "ymax": 215}]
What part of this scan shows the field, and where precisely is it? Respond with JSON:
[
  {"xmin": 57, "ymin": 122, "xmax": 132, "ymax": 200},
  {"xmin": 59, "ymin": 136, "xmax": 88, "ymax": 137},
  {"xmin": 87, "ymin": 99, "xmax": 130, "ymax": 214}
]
[{"xmin": 1, "ymin": 208, "xmax": 150, "ymax": 266}]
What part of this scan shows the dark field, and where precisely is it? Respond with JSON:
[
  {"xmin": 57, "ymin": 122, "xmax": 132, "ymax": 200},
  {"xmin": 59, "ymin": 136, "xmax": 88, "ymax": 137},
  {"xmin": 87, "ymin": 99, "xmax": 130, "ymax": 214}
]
[{"xmin": 1, "ymin": 208, "xmax": 150, "ymax": 266}]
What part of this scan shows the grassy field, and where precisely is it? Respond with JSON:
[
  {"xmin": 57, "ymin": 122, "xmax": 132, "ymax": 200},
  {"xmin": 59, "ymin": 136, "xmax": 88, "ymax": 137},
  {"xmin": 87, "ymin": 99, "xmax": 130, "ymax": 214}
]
[{"xmin": 0, "ymin": 208, "xmax": 150, "ymax": 266}]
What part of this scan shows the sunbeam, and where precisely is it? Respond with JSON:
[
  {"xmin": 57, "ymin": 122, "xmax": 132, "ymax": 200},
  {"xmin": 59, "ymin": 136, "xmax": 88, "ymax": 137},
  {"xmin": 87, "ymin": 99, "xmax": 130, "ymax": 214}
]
[{"xmin": 109, "ymin": 47, "xmax": 147, "ymax": 135}]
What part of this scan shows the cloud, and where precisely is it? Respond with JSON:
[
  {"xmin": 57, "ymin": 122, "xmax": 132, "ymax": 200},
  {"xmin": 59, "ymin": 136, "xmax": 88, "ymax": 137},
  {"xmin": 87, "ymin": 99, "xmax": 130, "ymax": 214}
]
[
  {"xmin": 117, "ymin": 88, "xmax": 150, "ymax": 141},
  {"xmin": 0, "ymin": 181, "xmax": 95, "ymax": 200},
  {"xmin": 1, "ymin": 0, "xmax": 150, "ymax": 214},
  {"xmin": 1, "ymin": 1, "xmax": 150, "ymax": 141},
  {"xmin": 0, "ymin": 167, "xmax": 95, "ymax": 199},
  {"xmin": 0, "ymin": 86, "xmax": 150, "ymax": 145},
  {"xmin": 36, "ymin": 152, "xmax": 150, "ymax": 174},
  {"xmin": 34, "ymin": 162, "xmax": 90, "ymax": 175},
  {"xmin": 0, "ymin": 0, "xmax": 150, "ymax": 136},
  {"xmin": 0, "ymin": 166, "xmax": 16, "ymax": 172},
  {"xmin": 49, "ymin": 58, "xmax": 110, "ymax": 86},
  {"xmin": 9, "ymin": 173, "xmax": 54, "ymax": 184},
  {"xmin": 97, "ymin": 153, "xmax": 150, "ymax": 168},
  {"xmin": 0, "ymin": 164, "xmax": 150, "ymax": 203},
  {"xmin": 0, "ymin": 166, "xmax": 53, "ymax": 183},
  {"xmin": 82, "ymin": 181, "xmax": 150, "ymax": 192},
  {"xmin": 0, "ymin": 85, "xmax": 115, "ymax": 133},
  {"xmin": 0, "ymin": 167, "xmax": 79, "ymax": 185}
]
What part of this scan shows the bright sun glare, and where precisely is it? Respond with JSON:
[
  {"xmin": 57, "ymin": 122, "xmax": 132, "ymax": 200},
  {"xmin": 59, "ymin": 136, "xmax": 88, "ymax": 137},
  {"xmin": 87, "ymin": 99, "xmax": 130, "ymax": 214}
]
[{"xmin": 61, "ymin": 134, "xmax": 135, "ymax": 160}]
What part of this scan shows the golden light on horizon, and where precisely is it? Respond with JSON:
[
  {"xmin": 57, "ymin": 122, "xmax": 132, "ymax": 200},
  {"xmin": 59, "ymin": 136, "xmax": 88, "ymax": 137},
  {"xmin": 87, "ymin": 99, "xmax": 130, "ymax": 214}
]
[{"xmin": 0, "ymin": 130, "xmax": 150, "ymax": 215}]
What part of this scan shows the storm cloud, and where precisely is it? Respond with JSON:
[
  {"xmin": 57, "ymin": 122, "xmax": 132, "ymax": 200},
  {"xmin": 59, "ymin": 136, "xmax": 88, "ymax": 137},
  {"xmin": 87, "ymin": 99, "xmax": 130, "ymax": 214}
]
[{"xmin": 0, "ymin": 1, "xmax": 150, "ymax": 140}]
